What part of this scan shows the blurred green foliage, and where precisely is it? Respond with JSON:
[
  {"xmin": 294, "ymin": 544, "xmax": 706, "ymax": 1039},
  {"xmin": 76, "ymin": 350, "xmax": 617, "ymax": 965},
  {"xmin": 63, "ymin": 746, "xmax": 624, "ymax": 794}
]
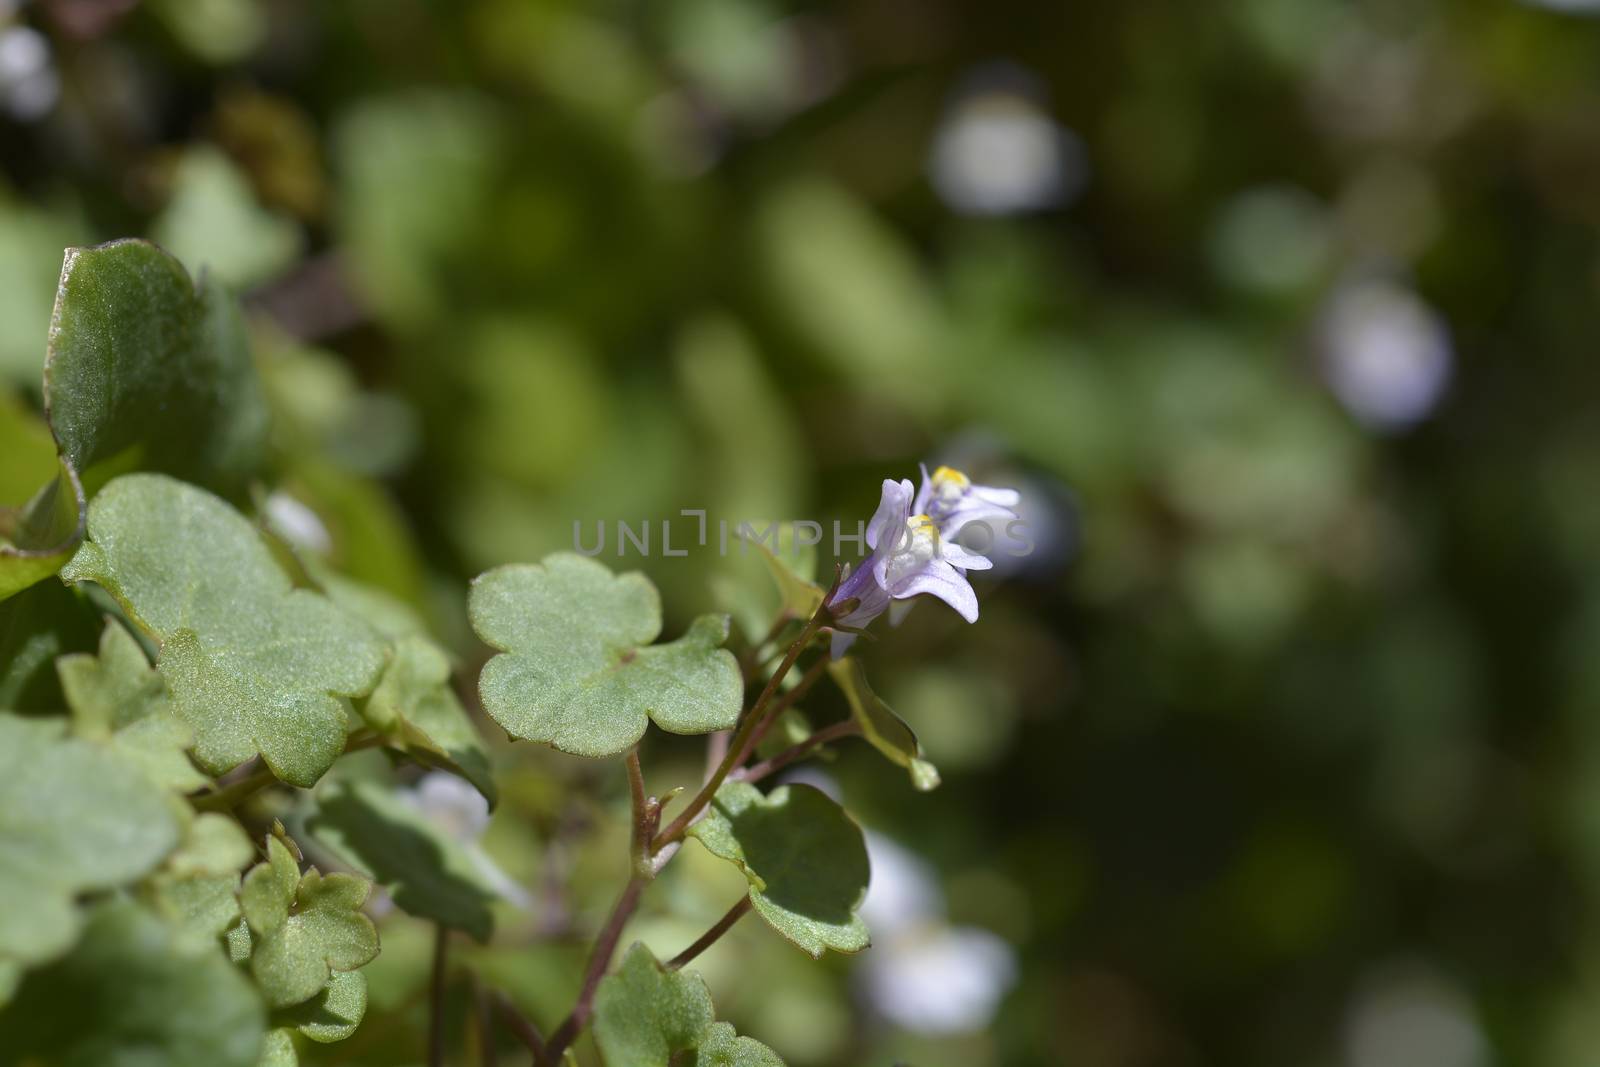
[{"xmin": 3, "ymin": 0, "xmax": 1600, "ymax": 1064}]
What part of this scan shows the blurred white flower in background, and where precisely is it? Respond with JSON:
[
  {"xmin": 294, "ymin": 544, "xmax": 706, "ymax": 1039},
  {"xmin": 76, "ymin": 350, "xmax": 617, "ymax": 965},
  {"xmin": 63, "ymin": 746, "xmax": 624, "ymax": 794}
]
[
  {"xmin": 856, "ymin": 832, "xmax": 1017, "ymax": 1035},
  {"xmin": 1343, "ymin": 960, "xmax": 1486, "ymax": 1067},
  {"xmin": 1318, "ymin": 275, "xmax": 1453, "ymax": 431},
  {"xmin": 263, "ymin": 491, "xmax": 333, "ymax": 555},
  {"xmin": 929, "ymin": 64, "xmax": 1086, "ymax": 217},
  {"xmin": 402, "ymin": 771, "xmax": 532, "ymax": 909},
  {"xmin": 0, "ymin": 24, "xmax": 59, "ymax": 121}
]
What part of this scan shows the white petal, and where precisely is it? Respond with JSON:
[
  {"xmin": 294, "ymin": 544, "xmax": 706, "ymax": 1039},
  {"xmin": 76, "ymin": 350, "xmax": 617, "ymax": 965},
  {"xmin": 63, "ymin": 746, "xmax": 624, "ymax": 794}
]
[
  {"xmin": 891, "ymin": 560, "xmax": 979, "ymax": 623},
  {"xmin": 972, "ymin": 484, "xmax": 1021, "ymax": 508},
  {"xmin": 940, "ymin": 541, "xmax": 993, "ymax": 571}
]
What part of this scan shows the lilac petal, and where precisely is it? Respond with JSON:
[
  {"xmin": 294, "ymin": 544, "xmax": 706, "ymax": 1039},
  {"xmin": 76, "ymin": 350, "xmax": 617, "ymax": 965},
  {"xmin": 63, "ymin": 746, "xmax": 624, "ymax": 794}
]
[
  {"xmin": 890, "ymin": 560, "xmax": 979, "ymax": 623},
  {"xmin": 866, "ymin": 478, "xmax": 914, "ymax": 550},
  {"xmin": 888, "ymin": 599, "xmax": 916, "ymax": 627},
  {"xmin": 912, "ymin": 463, "xmax": 934, "ymax": 516},
  {"xmin": 831, "ymin": 631, "xmax": 859, "ymax": 659}
]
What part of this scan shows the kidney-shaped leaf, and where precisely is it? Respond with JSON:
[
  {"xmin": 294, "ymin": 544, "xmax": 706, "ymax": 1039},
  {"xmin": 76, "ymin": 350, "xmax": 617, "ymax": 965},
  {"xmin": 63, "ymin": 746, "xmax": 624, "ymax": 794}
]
[
  {"xmin": 687, "ymin": 781, "xmax": 870, "ymax": 958},
  {"xmin": 470, "ymin": 553, "xmax": 742, "ymax": 757},
  {"xmin": 0, "ymin": 899, "xmax": 266, "ymax": 1067},
  {"xmin": 60, "ymin": 474, "xmax": 387, "ymax": 787},
  {"xmin": 0, "ymin": 713, "xmax": 181, "ymax": 976}
]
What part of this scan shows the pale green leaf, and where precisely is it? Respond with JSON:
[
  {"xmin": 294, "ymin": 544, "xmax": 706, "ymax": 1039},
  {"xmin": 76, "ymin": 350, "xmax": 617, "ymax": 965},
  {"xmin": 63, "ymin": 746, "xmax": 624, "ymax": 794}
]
[
  {"xmin": 168, "ymin": 812, "xmax": 256, "ymax": 878},
  {"xmin": 152, "ymin": 147, "xmax": 303, "ymax": 290},
  {"xmin": 60, "ymin": 473, "xmax": 387, "ymax": 786},
  {"xmin": 58, "ymin": 619, "xmax": 209, "ymax": 792},
  {"xmin": 256, "ymin": 1029, "xmax": 297, "ymax": 1067},
  {"xmin": 275, "ymin": 968, "xmax": 366, "ymax": 1043},
  {"xmin": 593, "ymin": 944, "xmax": 784, "ymax": 1067},
  {"xmin": 308, "ymin": 778, "xmax": 497, "ymax": 941},
  {"xmin": 593, "ymin": 942, "xmax": 714, "ymax": 1067},
  {"xmin": 687, "ymin": 1022, "xmax": 787, "ymax": 1067},
  {"xmin": 360, "ymin": 634, "xmax": 496, "ymax": 805},
  {"xmin": 150, "ymin": 872, "xmax": 242, "ymax": 952},
  {"xmin": 0, "ymin": 899, "xmax": 265, "ymax": 1067},
  {"xmin": 687, "ymin": 781, "xmax": 870, "ymax": 958},
  {"xmin": 470, "ymin": 553, "xmax": 742, "ymax": 757},
  {"xmin": 0, "ymin": 713, "xmax": 181, "ymax": 974},
  {"xmin": 240, "ymin": 836, "xmax": 379, "ymax": 1008},
  {"xmin": 827, "ymin": 657, "xmax": 940, "ymax": 791}
]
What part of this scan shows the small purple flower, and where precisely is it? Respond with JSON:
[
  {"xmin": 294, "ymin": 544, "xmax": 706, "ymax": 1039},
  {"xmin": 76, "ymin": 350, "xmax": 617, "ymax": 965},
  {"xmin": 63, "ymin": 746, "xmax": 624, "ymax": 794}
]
[{"xmin": 826, "ymin": 477, "xmax": 997, "ymax": 658}]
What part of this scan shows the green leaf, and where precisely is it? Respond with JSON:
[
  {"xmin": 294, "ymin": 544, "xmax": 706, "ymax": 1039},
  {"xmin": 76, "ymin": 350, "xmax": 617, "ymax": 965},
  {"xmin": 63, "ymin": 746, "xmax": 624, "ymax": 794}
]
[
  {"xmin": 151, "ymin": 147, "xmax": 304, "ymax": 290},
  {"xmin": 470, "ymin": 553, "xmax": 742, "ymax": 757},
  {"xmin": 0, "ymin": 712, "xmax": 181, "ymax": 975},
  {"xmin": 60, "ymin": 473, "xmax": 387, "ymax": 787},
  {"xmin": 593, "ymin": 944, "xmax": 784, "ymax": 1067},
  {"xmin": 687, "ymin": 781, "xmax": 870, "ymax": 958},
  {"xmin": 0, "ymin": 458, "xmax": 84, "ymax": 602},
  {"xmin": 687, "ymin": 1022, "xmax": 787, "ymax": 1067},
  {"xmin": 0, "ymin": 578, "xmax": 100, "ymax": 710},
  {"xmin": 58, "ymin": 619, "xmax": 209, "ymax": 792},
  {"xmin": 150, "ymin": 872, "xmax": 242, "ymax": 952},
  {"xmin": 308, "ymin": 778, "xmax": 497, "ymax": 941},
  {"xmin": 240, "ymin": 836, "xmax": 379, "ymax": 1008},
  {"xmin": 360, "ymin": 634, "xmax": 496, "ymax": 806},
  {"xmin": 168, "ymin": 812, "xmax": 256, "ymax": 877},
  {"xmin": 827, "ymin": 656, "xmax": 940, "ymax": 791},
  {"xmin": 43, "ymin": 239, "xmax": 268, "ymax": 492},
  {"xmin": 256, "ymin": 1029, "xmax": 297, "ymax": 1067},
  {"xmin": 750, "ymin": 530, "xmax": 823, "ymax": 621},
  {"xmin": 274, "ymin": 968, "xmax": 367, "ymax": 1043},
  {"xmin": 592, "ymin": 942, "xmax": 714, "ymax": 1066},
  {"xmin": 0, "ymin": 900, "xmax": 266, "ymax": 1067}
]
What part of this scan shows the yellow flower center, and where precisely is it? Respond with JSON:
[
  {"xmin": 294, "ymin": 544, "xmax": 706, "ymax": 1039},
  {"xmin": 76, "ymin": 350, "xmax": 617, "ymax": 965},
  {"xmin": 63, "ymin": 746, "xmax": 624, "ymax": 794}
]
[{"xmin": 931, "ymin": 466, "xmax": 970, "ymax": 507}]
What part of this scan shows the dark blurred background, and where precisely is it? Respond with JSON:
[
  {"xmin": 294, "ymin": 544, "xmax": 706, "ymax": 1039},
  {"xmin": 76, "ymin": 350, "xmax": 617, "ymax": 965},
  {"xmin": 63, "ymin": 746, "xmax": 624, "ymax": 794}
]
[{"xmin": 5, "ymin": 0, "xmax": 1600, "ymax": 1064}]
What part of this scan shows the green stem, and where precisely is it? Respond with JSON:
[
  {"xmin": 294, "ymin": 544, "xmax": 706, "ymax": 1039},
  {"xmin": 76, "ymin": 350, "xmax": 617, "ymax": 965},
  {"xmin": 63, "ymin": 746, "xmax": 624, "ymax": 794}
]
[{"xmin": 652, "ymin": 598, "xmax": 830, "ymax": 851}]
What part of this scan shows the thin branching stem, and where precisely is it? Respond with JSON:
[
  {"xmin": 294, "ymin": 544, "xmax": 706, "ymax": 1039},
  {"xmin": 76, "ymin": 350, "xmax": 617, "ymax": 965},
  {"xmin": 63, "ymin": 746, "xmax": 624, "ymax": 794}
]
[
  {"xmin": 493, "ymin": 992, "xmax": 547, "ymax": 1064},
  {"xmin": 667, "ymin": 896, "xmax": 754, "ymax": 970},
  {"xmin": 736, "ymin": 720, "xmax": 861, "ymax": 785}
]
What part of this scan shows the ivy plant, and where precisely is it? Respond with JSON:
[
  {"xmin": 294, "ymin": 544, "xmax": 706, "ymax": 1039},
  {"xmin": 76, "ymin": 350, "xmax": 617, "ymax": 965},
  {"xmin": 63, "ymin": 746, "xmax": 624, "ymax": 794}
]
[{"xmin": 0, "ymin": 239, "xmax": 1022, "ymax": 1066}]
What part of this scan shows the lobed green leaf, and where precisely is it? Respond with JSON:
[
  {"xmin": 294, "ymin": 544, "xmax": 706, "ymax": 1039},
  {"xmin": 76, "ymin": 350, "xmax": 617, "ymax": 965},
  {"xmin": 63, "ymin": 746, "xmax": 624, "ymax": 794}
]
[
  {"xmin": 60, "ymin": 473, "xmax": 387, "ymax": 787},
  {"xmin": 470, "ymin": 553, "xmax": 742, "ymax": 757}
]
